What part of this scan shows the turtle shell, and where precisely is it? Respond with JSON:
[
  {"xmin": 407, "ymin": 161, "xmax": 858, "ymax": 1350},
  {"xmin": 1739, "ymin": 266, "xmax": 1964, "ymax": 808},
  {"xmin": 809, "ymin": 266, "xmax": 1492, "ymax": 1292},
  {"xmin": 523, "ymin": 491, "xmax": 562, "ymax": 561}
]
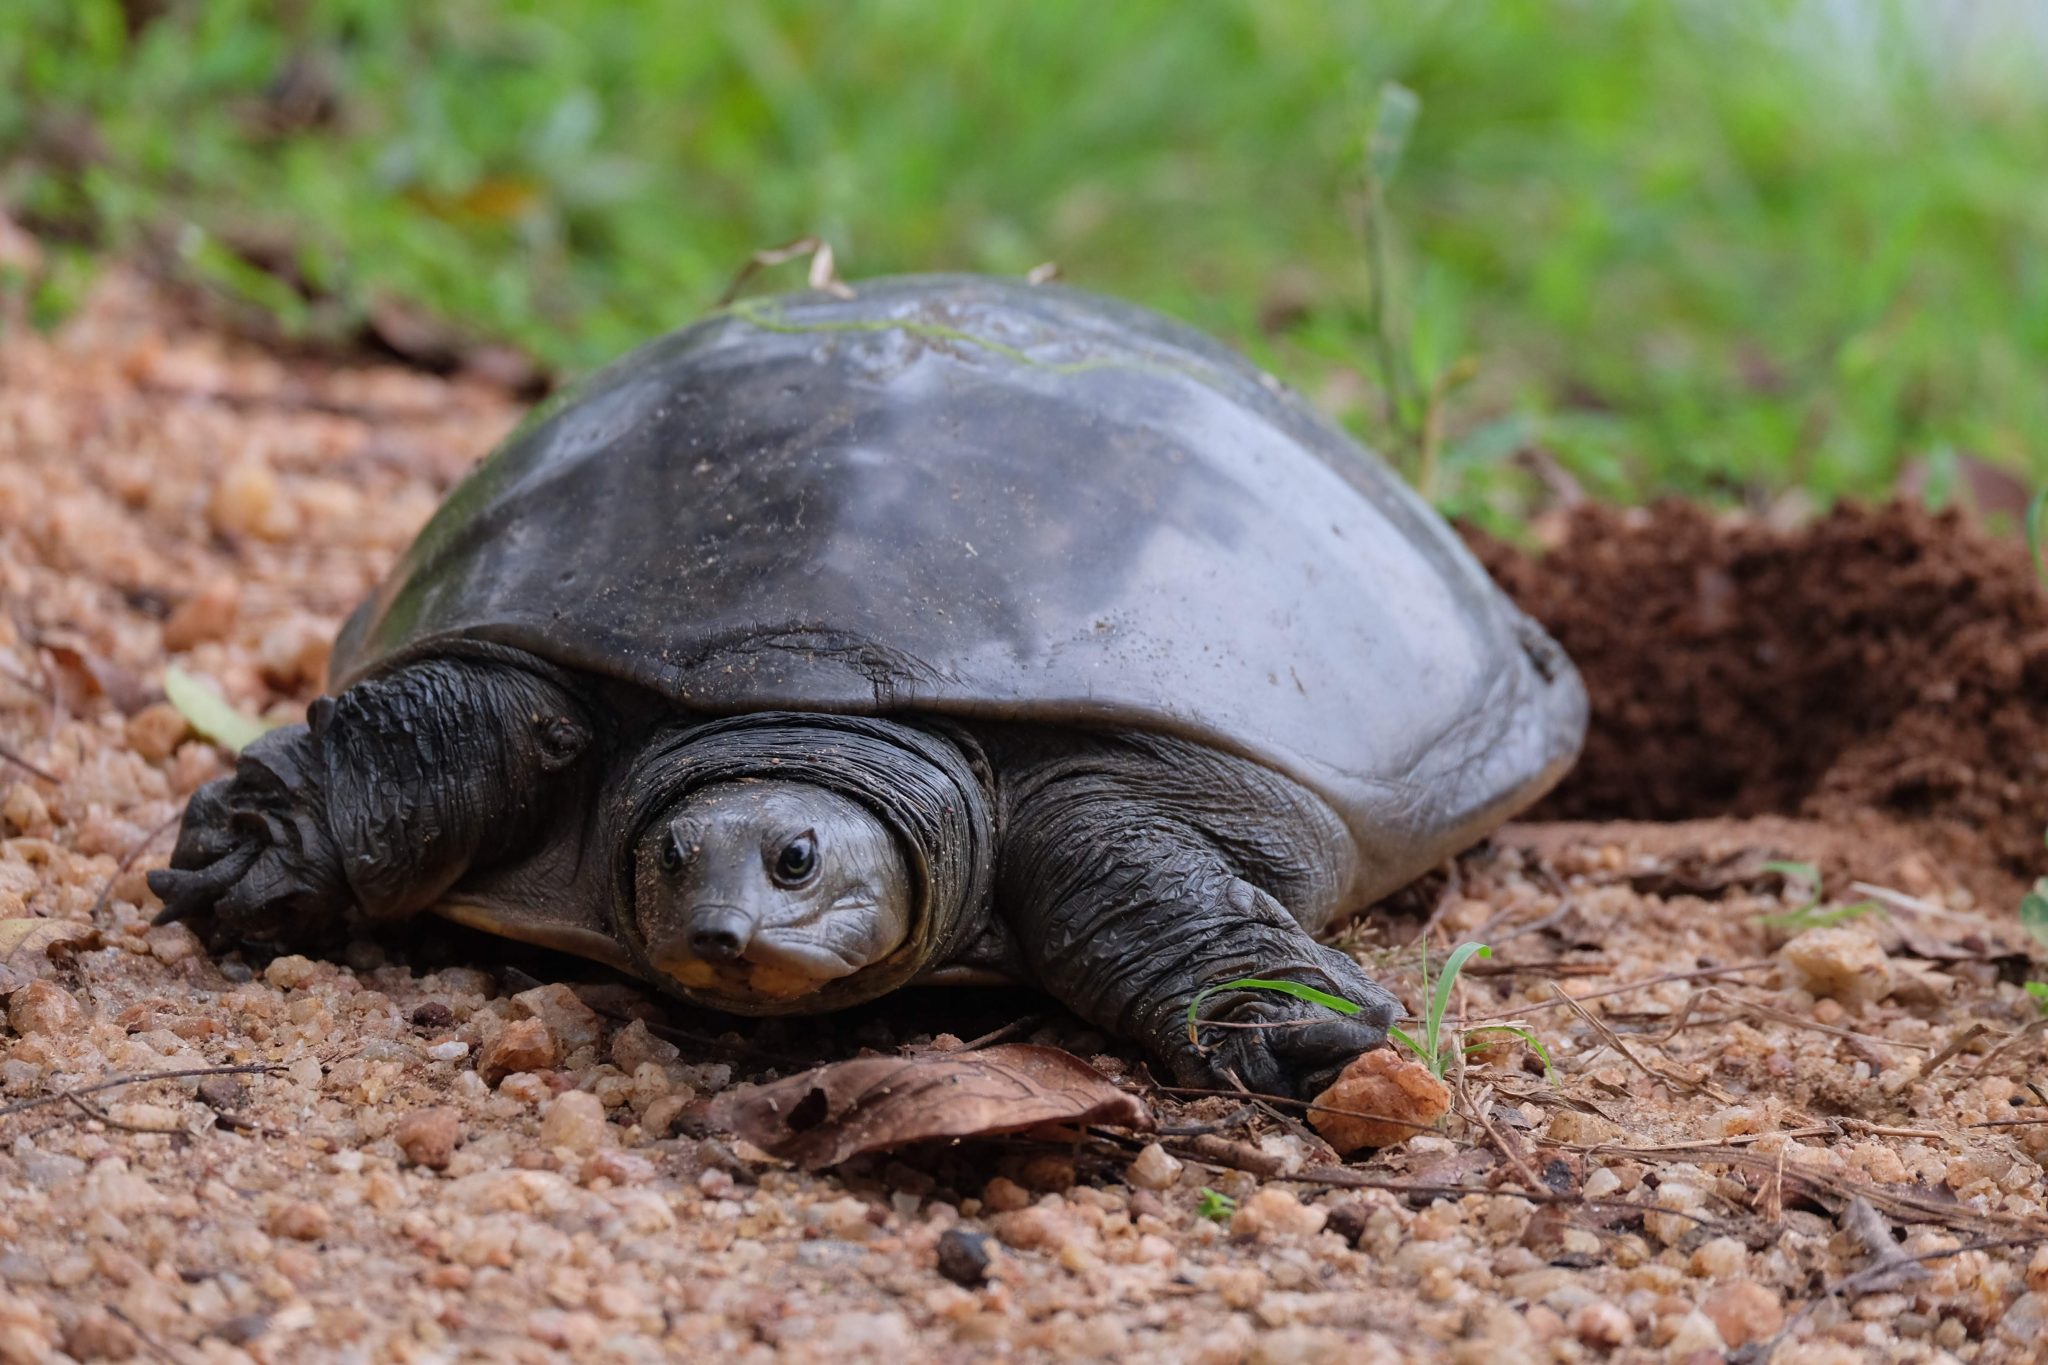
[{"xmin": 332, "ymin": 276, "xmax": 1585, "ymax": 901}]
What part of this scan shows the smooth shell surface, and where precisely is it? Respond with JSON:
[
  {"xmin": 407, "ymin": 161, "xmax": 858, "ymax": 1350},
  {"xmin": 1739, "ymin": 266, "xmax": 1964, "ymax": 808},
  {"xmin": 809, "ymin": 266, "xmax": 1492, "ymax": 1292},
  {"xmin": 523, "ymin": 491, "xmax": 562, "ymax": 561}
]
[{"xmin": 332, "ymin": 276, "xmax": 1584, "ymax": 899}]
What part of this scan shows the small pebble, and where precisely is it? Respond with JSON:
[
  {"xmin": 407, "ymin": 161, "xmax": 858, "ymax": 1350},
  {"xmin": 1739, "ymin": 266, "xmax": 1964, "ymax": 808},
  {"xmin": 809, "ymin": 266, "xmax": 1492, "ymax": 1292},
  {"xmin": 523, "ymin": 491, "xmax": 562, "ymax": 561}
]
[
  {"xmin": 1781, "ymin": 927, "xmax": 1892, "ymax": 1007},
  {"xmin": 1127, "ymin": 1143, "xmax": 1183, "ymax": 1191},
  {"xmin": 210, "ymin": 457, "xmax": 290, "ymax": 539},
  {"xmin": 411, "ymin": 1000, "xmax": 455, "ymax": 1029},
  {"xmin": 1308, "ymin": 1049, "xmax": 1451, "ymax": 1153},
  {"xmin": 1322, "ymin": 1201, "xmax": 1368, "ymax": 1247},
  {"xmin": 1568, "ymin": 1300, "xmax": 1634, "ymax": 1348},
  {"xmin": 1688, "ymin": 1235, "xmax": 1747, "ymax": 1279},
  {"xmin": 512, "ymin": 983, "xmax": 603, "ymax": 1053},
  {"xmin": 935, "ymin": 1228, "xmax": 991, "ymax": 1287},
  {"xmin": 267, "ymin": 1201, "xmax": 331, "ymax": 1242},
  {"xmin": 264, "ymin": 955, "xmax": 318, "ymax": 990},
  {"xmin": 63, "ymin": 1307, "xmax": 139, "ymax": 1362},
  {"xmin": 1664, "ymin": 1310, "xmax": 1725, "ymax": 1356},
  {"xmin": 8, "ymin": 980, "xmax": 84, "ymax": 1036},
  {"xmin": 1700, "ymin": 1280, "xmax": 1785, "ymax": 1348},
  {"xmin": 980, "ymin": 1177, "xmax": 1031, "ymax": 1213},
  {"xmin": 393, "ymin": 1106, "xmax": 461, "ymax": 1170},
  {"xmin": 124, "ymin": 701, "xmax": 191, "ymax": 761},
  {"xmin": 539, "ymin": 1090, "xmax": 611, "ymax": 1153},
  {"xmin": 161, "ymin": 578, "xmax": 241, "ymax": 650},
  {"xmin": 610, "ymin": 1018, "xmax": 680, "ymax": 1072},
  {"xmin": 427, "ymin": 1040, "xmax": 469, "ymax": 1062},
  {"xmin": 479, "ymin": 1017, "xmax": 558, "ymax": 1084},
  {"xmin": 1229, "ymin": 1187, "xmax": 1326, "ymax": 1241}
]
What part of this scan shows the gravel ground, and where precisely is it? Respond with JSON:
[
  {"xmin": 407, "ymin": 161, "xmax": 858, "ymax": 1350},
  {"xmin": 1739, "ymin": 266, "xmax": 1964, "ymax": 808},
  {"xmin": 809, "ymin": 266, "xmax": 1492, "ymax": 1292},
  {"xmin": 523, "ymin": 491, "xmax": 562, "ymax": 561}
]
[{"xmin": 1, "ymin": 263, "xmax": 2046, "ymax": 1364}]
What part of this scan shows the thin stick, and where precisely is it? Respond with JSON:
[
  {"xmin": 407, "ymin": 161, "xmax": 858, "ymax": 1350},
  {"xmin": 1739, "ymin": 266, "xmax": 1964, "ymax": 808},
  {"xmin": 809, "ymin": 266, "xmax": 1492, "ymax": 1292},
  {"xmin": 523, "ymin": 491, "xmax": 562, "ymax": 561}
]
[
  {"xmin": 1695, "ymin": 987, "xmax": 1935, "ymax": 1054},
  {"xmin": 1145, "ymin": 1083, "xmax": 1443, "ymax": 1136},
  {"xmin": 0, "ymin": 740, "xmax": 58, "ymax": 784},
  {"xmin": 1972, "ymin": 1018, "xmax": 2048, "ymax": 1076},
  {"xmin": 1466, "ymin": 961, "xmax": 1773, "ymax": 1023},
  {"xmin": 86, "ymin": 812, "xmax": 183, "ymax": 918},
  {"xmin": 959, "ymin": 1016, "xmax": 1044, "ymax": 1052},
  {"xmin": 1898, "ymin": 1023, "xmax": 1993, "ymax": 1085},
  {"xmin": 0, "ymin": 1063, "xmax": 284, "ymax": 1120}
]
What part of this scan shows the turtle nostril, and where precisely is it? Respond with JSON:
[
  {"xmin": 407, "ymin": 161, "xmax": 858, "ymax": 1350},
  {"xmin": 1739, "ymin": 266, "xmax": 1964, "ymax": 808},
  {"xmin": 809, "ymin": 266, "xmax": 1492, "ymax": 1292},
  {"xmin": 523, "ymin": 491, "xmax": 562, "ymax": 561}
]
[
  {"xmin": 683, "ymin": 906, "xmax": 755, "ymax": 964},
  {"xmin": 690, "ymin": 927, "xmax": 744, "ymax": 962}
]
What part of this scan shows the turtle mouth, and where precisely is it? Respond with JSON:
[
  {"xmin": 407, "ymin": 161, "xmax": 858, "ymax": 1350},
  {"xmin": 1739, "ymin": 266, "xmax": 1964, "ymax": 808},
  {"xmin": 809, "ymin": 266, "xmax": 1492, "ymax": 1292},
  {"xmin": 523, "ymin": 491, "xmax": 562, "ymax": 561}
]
[{"xmin": 649, "ymin": 932, "xmax": 861, "ymax": 1003}]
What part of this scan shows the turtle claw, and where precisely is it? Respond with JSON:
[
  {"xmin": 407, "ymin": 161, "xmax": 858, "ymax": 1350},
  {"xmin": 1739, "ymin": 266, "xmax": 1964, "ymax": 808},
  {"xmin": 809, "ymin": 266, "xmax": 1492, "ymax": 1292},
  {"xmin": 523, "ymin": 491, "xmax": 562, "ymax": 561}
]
[
  {"xmin": 1170, "ymin": 977, "xmax": 1401, "ymax": 1101},
  {"xmin": 145, "ymin": 728, "xmax": 353, "ymax": 947}
]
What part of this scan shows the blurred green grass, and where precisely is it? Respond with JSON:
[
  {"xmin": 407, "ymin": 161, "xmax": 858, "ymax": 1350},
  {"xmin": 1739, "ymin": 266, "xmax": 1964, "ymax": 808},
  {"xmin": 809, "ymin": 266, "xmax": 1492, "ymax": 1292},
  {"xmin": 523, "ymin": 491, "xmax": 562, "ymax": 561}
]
[{"xmin": 4, "ymin": 0, "xmax": 2045, "ymax": 522}]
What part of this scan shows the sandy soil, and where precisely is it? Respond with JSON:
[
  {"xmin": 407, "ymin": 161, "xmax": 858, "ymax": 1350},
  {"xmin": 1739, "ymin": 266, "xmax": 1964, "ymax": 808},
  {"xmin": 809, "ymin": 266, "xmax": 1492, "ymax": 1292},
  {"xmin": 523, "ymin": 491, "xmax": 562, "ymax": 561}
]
[{"xmin": 1, "ymin": 265, "xmax": 2045, "ymax": 1364}]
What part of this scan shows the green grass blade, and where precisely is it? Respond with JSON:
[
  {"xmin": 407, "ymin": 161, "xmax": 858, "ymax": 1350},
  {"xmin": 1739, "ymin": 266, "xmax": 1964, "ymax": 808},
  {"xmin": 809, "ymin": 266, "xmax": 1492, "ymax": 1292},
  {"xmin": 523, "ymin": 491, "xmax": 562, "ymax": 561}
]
[
  {"xmin": 1366, "ymin": 83, "xmax": 1421, "ymax": 188},
  {"xmin": 2028, "ymin": 488, "xmax": 2048, "ymax": 585},
  {"xmin": 1184, "ymin": 976, "xmax": 1360, "ymax": 1045},
  {"xmin": 1461, "ymin": 1024, "xmax": 1558, "ymax": 1080},
  {"xmin": 2022, "ymin": 881, "xmax": 2048, "ymax": 949},
  {"xmin": 1386, "ymin": 1025, "xmax": 1425, "ymax": 1060},
  {"xmin": 1425, "ymin": 943, "xmax": 1492, "ymax": 1058},
  {"xmin": 2024, "ymin": 981, "xmax": 2048, "ymax": 1015},
  {"xmin": 163, "ymin": 665, "xmax": 274, "ymax": 755}
]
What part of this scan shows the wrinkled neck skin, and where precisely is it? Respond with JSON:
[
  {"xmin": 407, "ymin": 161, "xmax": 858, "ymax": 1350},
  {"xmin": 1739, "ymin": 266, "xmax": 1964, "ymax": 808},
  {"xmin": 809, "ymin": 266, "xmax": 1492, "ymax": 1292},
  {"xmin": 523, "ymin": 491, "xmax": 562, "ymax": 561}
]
[{"xmin": 608, "ymin": 713, "xmax": 994, "ymax": 1015}]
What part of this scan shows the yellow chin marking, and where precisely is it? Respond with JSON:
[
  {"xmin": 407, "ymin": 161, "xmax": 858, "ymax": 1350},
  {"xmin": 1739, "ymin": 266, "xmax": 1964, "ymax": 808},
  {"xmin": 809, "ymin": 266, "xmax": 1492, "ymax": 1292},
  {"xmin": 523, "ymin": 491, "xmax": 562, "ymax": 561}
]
[
  {"xmin": 656, "ymin": 954, "xmax": 824, "ymax": 1002},
  {"xmin": 746, "ymin": 962, "xmax": 822, "ymax": 1000}
]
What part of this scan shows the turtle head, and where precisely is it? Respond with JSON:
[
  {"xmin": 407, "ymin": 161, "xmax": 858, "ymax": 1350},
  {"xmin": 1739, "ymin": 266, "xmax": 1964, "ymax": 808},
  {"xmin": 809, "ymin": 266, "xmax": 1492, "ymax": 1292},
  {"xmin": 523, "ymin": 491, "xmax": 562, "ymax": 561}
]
[{"xmin": 633, "ymin": 779, "xmax": 913, "ymax": 1002}]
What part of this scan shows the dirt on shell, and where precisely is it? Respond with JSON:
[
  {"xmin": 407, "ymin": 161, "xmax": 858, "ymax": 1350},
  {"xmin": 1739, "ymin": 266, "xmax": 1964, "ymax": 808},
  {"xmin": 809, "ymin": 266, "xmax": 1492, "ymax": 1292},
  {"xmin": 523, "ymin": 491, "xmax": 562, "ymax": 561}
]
[{"xmin": 1474, "ymin": 501, "xmax": 2048, "ymax": 908}]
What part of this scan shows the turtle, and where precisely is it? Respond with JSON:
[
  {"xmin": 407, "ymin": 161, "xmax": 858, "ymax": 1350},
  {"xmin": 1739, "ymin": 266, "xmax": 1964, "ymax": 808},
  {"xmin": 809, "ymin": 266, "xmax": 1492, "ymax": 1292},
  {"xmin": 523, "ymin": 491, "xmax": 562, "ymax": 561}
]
[{"xmin": 149, "ymin": 275, "xmax": 1586, "ymax": 1097}]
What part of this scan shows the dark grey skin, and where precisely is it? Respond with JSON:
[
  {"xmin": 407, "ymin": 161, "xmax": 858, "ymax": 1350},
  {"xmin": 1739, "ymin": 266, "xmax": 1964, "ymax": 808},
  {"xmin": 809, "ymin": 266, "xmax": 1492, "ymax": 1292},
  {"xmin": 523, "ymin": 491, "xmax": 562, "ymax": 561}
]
[
  {"xmin": 153, "ymin": 652, "xmax": 1400, "ymax": 1097},
  {"xmin": 150, "ymin": 275, "xmax": 1584, "ymax": 1098}
]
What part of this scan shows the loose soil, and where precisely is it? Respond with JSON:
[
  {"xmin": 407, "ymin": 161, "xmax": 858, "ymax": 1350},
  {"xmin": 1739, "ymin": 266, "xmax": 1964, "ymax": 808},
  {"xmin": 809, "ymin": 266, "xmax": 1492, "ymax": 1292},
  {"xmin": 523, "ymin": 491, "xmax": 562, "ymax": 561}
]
[
  {"xmin": 1472, "ymin": 502, "xmax": 2048, "ymax": 909},
  {"xmin": 0, "ymin": 263, "xmax": 2044, "ymax": 1364}
]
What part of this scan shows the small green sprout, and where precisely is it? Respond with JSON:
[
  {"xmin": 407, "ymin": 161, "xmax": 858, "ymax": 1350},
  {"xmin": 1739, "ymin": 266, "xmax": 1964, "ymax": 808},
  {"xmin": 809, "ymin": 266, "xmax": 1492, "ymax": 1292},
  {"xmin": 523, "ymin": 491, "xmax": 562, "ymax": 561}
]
[
  {"xmin": 1386, "ymin": 941, "xmax": 1490, "ymax": 1078},
  {"xmin": 2025, "ymin": 982, "xmax": 2048, "ymax": 1015},
  {"xmin": 1755, "ymin": 859, "xmax": 1878, "ymax": 933},
  {"xmin": 2022, "ymin": 877, "xmax": 2048, "ymax": 950},
  {"xmin": 1195, "ymin": 1188, "xmax": 1237, "ymax": 1222}
]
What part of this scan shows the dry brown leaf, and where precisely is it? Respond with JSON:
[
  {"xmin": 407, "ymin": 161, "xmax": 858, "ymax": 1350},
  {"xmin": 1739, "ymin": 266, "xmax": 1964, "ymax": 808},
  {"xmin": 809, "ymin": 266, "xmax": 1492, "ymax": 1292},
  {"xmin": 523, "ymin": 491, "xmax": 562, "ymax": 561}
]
[
  {"xmin": 0, "ymin": 917, "xmax": 97, "ymax": 993},
  {"xmin": 706, "ymin": 1043, "xmax": 1152, "ymax": 1170},
  {"xmin": 41, "ymin": 637, "xmax": 148, "ymax": 715}
]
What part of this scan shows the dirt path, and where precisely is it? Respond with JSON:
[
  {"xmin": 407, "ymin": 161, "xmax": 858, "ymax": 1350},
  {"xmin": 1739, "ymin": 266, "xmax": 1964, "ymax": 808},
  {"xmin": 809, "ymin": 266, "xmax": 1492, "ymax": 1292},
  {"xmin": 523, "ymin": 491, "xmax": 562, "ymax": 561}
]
[{"xmin": 0, "ymin": 269, "xmax": 2044, "ymax": 1363}]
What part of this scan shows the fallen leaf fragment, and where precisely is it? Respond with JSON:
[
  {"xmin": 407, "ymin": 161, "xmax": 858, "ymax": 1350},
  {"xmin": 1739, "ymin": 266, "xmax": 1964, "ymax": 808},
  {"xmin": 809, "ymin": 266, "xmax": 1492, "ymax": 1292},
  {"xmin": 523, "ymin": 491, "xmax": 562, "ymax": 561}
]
[
  {"xmin": 0, "ymin": 917, "xmax": 98, "ymax": 993},
  {"xmin": 1308, "ymin": 1048, "xmax": 1451, "ymax": 1154},
  {"xmin": 163, "ymin": 664, "xmax": 275, "ymax": 754},
  {"xmin": 707, "ymin": 1043, "xmax": 1152, "ymax": 1170}
]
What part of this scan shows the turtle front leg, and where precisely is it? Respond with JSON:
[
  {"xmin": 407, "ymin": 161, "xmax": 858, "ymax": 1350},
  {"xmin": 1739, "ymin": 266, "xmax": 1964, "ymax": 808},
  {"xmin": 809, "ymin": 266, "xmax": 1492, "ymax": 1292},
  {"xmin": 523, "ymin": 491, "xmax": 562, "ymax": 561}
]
[
  {"xmin": 999, "ymin": 743, "xmax": 1399, "ymax": 1100},
  {"xmin": 150, "ymin": 656, "xmax": 594, "ymax": 948}
]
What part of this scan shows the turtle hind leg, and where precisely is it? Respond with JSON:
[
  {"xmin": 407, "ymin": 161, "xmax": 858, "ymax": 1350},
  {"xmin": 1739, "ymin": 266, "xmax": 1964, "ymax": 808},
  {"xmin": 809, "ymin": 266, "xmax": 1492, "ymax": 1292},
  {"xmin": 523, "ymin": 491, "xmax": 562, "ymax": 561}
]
[
  {"xmin": 996, "ymin": 735, "xmax": 1398, "ymax": 1099},
  {"xmin": 149, "ymin": 655, "xmax": 596, "ymax": 948}
]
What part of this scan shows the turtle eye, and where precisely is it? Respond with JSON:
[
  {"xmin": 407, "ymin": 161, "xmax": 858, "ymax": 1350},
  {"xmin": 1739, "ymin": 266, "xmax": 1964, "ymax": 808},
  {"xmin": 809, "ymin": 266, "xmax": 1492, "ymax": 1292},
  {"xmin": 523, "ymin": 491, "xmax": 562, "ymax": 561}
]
[
  {"xmin": 771, "ymin": 833, "xmax": 818, "ymax": 887},
  {"xmin": 659, "ymin": 834, "xmax": 685, "ymax": 875}
]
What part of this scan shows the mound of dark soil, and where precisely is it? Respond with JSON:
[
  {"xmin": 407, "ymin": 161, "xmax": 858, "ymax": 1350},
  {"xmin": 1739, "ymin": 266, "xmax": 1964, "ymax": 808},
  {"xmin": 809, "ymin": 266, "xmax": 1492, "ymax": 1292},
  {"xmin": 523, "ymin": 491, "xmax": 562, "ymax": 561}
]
[{"xmin": 1473, "ymin": 501, "xmax": 2048, "ymax": 905}]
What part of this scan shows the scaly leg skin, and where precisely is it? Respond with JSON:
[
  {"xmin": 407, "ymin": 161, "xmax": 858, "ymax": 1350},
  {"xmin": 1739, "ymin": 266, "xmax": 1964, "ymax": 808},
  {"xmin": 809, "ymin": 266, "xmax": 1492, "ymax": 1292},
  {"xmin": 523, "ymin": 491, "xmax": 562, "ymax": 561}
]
[
  {"xmin": 149, "ymin": 656, "xmax": 594, "ymax": 949},
  {"xmin": 998, "ymin": 735, "xmax": 1400, "ymax": 1100}
]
